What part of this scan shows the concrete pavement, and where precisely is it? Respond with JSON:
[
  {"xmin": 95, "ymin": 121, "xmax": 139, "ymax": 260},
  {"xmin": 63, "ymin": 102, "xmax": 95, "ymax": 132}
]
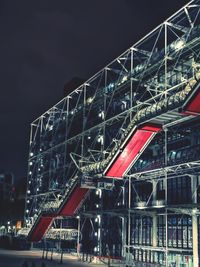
[{"xmin": 0, "ymin": 249, "xmax": 107, "ymax": 267}]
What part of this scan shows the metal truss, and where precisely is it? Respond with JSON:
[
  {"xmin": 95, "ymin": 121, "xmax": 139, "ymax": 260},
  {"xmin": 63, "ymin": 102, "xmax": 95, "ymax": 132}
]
[
  {"xmin": 24, "ymin": 1, "xmax": 200, "ymax": 267},
  {"xmin": 127, "ymin": 160, "xmax": 200, "ymax": 181}
]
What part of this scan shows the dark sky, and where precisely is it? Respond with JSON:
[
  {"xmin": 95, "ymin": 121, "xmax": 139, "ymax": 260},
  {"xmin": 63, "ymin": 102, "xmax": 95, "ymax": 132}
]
[{"xmin": 0, "ymin": 0, "xmax": 189, "ymax": 181}]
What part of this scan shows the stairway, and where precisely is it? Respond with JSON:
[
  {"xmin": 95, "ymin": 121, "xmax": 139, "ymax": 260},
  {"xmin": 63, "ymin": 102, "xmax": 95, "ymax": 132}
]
[
  {"xmin": 27, "ymin": 72, "xmax": 200, "ymax": 242},
  {"xmin": 81, "ymin": 72, "xmax": 200, "ymax": 176},
  {"xmin": 105, "ymin": 124, "xmax": 161, "ymax": 178},
  {"xmin": 58, "ymin": 185, "xmax": 89, "ymax": 216},
  {"xmin": 27, "ymin": 214, "xmax": 55, "ymax": 242}
]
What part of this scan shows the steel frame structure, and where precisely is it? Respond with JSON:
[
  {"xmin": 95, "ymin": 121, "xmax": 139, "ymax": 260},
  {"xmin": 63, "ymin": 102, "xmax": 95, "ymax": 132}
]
[{"xmin": 25, "ymin": 1, "xmax": 200, "ymax": 266}]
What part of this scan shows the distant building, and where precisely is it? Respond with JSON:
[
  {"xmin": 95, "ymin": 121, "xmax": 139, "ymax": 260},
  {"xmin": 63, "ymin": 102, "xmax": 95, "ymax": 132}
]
[
  {"xmin": 0, "ymin": 173, "xmax": 25, "ymax": 231},
  {"xmin": 0, "ymin": 172, "xmax": 14, "ymax": 201},
  {"xmin": 0, "ymin": 171, "xmax": 14, "ymax": 229}
]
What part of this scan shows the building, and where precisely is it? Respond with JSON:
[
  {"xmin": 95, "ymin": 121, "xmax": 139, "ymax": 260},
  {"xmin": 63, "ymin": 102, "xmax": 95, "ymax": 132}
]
[
  {"xmin": 0, "ymin": 173, "xmax": 26, "ymax": 232},
  {"xmin": 25, "ymin": 1, "xmax": 200, "ymax": 266},
  {"xmin": 0, "ymin": 171, "xmax": 15, "ymax": 231},
  {"xmin": 0, "ymin": 172, "xmax": 14, "ymax": 202}
]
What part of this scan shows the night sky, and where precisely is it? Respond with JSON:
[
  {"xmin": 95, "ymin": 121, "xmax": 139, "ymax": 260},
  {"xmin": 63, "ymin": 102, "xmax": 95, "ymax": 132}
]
[{"xmin": 0, "ymin": 0, "xmax": 189, "ymax": 181}]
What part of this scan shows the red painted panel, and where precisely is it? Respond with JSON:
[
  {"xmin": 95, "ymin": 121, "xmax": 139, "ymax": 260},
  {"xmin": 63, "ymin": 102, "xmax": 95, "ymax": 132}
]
[
  {"xmin": 184, "ymin": 90, "xmax": 200, "ymax": 115},
  {"xmin": 29, "ymin": 187, "xmax": 88, "ymax": 241},
  {"xmin": 106, "ymin": 124, "xmax": 161, "ymax": 178},
  {"xmin": 29, "ymin": 215, "xmax": 54, "ymax": 242},
  {"xmin": 58, "ymin": 186, "xmax": 89, "ymax": 216},
  {"xmin": 139, "ymin": 124, "xmax": 162, "ymax": 132}
]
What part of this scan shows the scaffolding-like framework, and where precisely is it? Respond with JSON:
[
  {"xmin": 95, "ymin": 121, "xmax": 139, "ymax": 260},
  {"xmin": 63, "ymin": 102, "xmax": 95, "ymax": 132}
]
[{"xmin": 25, "ymin": 1, "xmax": 200, "ymax": 266}]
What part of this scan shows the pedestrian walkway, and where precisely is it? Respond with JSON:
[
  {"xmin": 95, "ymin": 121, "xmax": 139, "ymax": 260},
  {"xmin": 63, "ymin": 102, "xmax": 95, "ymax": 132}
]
[{"xmin": 0, "ymin": 249, "xmax": 111, "ymax": 267}]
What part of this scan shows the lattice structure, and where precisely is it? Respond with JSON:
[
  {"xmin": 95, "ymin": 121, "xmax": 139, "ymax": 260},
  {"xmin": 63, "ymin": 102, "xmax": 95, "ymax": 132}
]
[{"xmin": 25, "ymin": 1, "xmax": 200, "ymax": 266}]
